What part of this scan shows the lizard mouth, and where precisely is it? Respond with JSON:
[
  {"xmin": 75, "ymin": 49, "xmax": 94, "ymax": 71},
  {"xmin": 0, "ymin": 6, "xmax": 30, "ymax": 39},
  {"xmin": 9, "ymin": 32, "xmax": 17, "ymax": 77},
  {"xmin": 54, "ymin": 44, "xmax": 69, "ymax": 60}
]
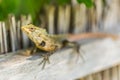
[
  {"xmin": 21, "ymin": 26, "xmax": 30, "ymax": 34},
  {"xmin": 21, "ymin": 26, "xmax": 24, "ymax": 31}
]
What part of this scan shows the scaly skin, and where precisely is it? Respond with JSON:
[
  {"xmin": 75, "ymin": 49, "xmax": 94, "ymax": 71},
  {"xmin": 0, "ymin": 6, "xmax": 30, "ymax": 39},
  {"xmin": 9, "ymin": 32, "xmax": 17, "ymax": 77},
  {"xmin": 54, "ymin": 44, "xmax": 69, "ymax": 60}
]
[
  {"xmin": 21, "ymin": 24, "xmax": 119, "ymax": 51},
  {"xmin": 21, "ymin": 24, "xmax": 71, "ymax": 69},
  {"xmin": 21, "ymin": 24, "xmax": 63, "ymax": 52},
  {"xmin": 21, "ymin": 24, "xmax": 119, "ymax": 69}
]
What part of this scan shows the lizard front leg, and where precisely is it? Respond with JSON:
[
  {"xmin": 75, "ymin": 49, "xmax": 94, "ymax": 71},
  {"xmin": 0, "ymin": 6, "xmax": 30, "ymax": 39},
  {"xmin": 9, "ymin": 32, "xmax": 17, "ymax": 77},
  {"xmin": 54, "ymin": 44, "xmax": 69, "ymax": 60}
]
[
  {"xmin": 39, "ymin": 52, "xmax": 53, "ymax": 69},
  {"xmin": 30, "ymin": 46, "xmax": 53, "ymax": 69},
  {"xmin": 30, "ymin": 46, "xmax": 37, "ymax": 55}
]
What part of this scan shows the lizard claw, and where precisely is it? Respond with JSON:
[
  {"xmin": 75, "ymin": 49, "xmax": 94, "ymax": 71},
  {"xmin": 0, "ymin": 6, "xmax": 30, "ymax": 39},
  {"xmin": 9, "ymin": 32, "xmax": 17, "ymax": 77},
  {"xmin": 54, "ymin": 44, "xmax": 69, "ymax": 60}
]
[
  {"xmin": 39, "ymin": 54, "xmax": 50, "ymax": 69},
  {"xmin": 76, "ymin": 45, "xmax": 84, "ymax": 61},
  {"xmin": 62, "ymin": 40, "xmax": 85, "ymax": 62}
]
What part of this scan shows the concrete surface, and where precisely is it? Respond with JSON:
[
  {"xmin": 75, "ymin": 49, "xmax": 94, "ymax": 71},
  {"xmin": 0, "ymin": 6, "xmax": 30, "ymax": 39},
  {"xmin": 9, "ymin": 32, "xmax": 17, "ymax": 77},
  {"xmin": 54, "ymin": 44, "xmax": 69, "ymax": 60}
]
[{"xmin": 0, "ymin": 38, "xmax": 120, "ymax": 80}]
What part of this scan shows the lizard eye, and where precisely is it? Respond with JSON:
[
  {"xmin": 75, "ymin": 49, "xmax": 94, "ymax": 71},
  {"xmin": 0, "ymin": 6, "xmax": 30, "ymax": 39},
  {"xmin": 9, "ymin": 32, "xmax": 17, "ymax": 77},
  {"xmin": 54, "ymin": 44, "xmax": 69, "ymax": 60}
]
[{"xmin": 39, "ymin": 41, "xmax": 46, "ymax": 47}]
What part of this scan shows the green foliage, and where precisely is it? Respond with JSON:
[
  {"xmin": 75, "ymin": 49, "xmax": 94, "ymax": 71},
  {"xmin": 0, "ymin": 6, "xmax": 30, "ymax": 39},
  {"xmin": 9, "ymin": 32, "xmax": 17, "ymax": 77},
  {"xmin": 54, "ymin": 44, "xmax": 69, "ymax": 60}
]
[
  {"xmin": 15, "ymin": 0, "xmax": 47, "ymax": 21},
  {"xmin": 77, "ymin": 0, "xmax": 93, "ymax": 7},
  {"xmin": 0, "ymin": 0, "xmax": 93, "ymax": 21},
  {"xmin": 0, "ymin": 0, "xmax": 20, "ymax": 20},
  {"xmin": 0, "ymin": 0, "xmax": 49, "ymax": 21},
  {"xmin": 56, "ymin": 0, "xmax": 71, "ymax": 5}
]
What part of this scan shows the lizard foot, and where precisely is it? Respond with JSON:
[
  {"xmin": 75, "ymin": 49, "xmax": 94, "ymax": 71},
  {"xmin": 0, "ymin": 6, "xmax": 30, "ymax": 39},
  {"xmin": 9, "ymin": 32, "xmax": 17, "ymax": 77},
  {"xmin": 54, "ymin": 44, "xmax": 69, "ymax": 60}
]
[
  {"xmin": 62, "ymin": 40, "xmax": 84, "ymax": 62},
  {"xmin": 72, "ymin": 44, "xmax": 85, "ymax": 62},
  {"xmin": 39, "ymin": 54, "xmax": 50, "ymax": 69}
]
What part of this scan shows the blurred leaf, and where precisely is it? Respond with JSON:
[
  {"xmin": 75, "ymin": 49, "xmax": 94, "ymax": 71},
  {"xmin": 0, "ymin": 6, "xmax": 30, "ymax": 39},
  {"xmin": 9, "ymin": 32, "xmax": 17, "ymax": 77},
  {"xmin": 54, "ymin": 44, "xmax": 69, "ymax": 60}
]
[
  {"xmin": 0, "ymin": 0, "xmax": 47, "ymax": 21},
  {"xmin": 77, "ymin": 0, "xmax": 93, "ymax": 7},
  {"xmin": 0, "ymin": 0, "xmax": 93, "ymax": 21},
  {"xmin": 0, "ymin": 0, "xmax": 20, "ymax": 20},
  {"xmin": 56, "ymin": 0, "xmax": 71, "ymax": 5}
]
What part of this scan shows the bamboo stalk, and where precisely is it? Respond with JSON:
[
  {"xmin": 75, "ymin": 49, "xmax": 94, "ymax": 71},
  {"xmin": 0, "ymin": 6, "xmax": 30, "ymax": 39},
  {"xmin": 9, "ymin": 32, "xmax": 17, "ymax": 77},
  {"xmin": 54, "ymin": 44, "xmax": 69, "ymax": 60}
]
[
  {"xmin": 58, "ymin": 5, "xmax": 70, "ymax": 33},
  {"xmin": 102, "ymin": 0, "xmax": 120, "ymax": 29},
  {"xmin": 111, "ymin": 66, "xmax": 118, "ymax": 80},
  {"xmin": 45, "ymin": 5, "xmax": 55, "ymax": 34},
  {"xmin": 92, "ymin": 73, "xmax": 102, "ymax": 80},
  {"xmin": 64, "ymin": 5, "xmax": 71, "ymax": 33},
  {"xmin": 118, "ymin": 65, "xmax": 120, "ymax": 80},
  {"xmin": 74, "ymin": 4, "xmax": 87, "ymax": 33},
  {"xmin": 2, "ymin": 22, "xmax": 8, "ymax": 53},
  {"xmin": 102, "ymin": 69, "xmax": 110, "ymax": 80},
  {"xmin": 16, "ymin": 20, "xmax": 21, "ymax": 49},
  {"xmin": 21, "ymin": 15, "xmax": 31, "ymax": 48},
  {"xmin": 9, "ymin": 15, "xmax": 17, "ymax": 51},
  {"xmin": 85, "ymin": 75, "xmax": 94, "ymax": 80},
  {"xmin": 0, "ymin": 22, "xmax": 4, "ymax": 54}
]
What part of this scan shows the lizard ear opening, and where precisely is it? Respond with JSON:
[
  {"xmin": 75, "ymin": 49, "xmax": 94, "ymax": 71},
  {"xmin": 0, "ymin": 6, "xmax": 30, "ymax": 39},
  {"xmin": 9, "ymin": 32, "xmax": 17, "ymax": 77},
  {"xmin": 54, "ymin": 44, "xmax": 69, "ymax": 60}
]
[{"xmin": 39, "ymin": 41, "xmax": 46, "ymax": 47}]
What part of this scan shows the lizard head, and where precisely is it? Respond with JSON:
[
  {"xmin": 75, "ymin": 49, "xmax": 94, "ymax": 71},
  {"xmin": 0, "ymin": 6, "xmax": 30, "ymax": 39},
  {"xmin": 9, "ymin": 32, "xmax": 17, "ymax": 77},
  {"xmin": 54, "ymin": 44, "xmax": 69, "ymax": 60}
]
[{"xmin": 21, "ymin": 24, "xmax": 59, "ymax": 52}]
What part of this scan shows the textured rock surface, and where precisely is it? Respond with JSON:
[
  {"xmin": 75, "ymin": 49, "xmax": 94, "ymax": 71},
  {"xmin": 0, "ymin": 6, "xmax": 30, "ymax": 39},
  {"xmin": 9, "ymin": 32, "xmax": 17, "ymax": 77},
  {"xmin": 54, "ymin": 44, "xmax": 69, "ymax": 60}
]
[{"xmin": 0, "ymin": 38, "xmax": 120, "ymax": 80}]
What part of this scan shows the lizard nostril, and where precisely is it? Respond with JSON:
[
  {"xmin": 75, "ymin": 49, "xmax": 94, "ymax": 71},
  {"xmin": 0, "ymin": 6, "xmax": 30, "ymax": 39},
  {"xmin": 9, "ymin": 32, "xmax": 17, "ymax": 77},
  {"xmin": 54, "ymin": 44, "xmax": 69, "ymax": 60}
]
[
  {"xmin": 29, "ymin": 27, "xmax": 35, "ymax": 31},
  {"xmin": 21, "ymin": 27, "xmax": 24, "ymax": 30}
]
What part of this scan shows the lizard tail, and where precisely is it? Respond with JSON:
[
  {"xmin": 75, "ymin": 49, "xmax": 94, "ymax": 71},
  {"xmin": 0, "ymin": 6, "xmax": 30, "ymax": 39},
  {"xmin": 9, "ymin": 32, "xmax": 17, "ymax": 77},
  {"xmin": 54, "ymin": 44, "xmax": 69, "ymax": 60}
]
[{"xmin": 67, "ymin": 33, "xmax": 119, "ymax": 41}]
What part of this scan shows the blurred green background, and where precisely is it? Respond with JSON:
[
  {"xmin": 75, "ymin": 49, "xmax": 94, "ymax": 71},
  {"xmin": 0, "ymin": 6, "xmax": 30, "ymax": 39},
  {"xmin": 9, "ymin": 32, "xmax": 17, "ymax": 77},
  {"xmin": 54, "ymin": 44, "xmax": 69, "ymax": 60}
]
[{"xmin": 0, "ymin": 0, "xmax": 93, "ymax": 21}]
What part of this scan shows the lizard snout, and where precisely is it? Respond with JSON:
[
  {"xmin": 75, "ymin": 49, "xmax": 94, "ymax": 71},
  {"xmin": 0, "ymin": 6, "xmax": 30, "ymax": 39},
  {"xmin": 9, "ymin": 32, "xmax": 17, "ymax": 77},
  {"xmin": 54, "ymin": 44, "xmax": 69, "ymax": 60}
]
[
  {"xmin": 21, "ymin": 26, "xmax": 31, "ymax": 34},
  {"xmin": 21, "ymin": 26, "xmax": 25, "ymax": 31}
]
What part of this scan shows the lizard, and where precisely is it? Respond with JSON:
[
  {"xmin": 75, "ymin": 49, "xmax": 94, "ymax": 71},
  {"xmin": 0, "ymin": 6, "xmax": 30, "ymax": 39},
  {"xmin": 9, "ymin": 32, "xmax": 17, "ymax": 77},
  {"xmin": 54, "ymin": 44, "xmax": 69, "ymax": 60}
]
[{"xmin": 21, "ymin": 24, "xmax": 119, "ymax": 69}]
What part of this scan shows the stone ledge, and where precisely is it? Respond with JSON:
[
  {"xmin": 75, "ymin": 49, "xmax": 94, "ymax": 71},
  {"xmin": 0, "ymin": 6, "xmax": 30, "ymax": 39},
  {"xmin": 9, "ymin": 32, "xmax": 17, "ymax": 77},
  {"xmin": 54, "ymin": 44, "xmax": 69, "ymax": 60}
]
[{"xmin": 0, "ymin": 38, "xmax": 120, "ymax": 80}]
